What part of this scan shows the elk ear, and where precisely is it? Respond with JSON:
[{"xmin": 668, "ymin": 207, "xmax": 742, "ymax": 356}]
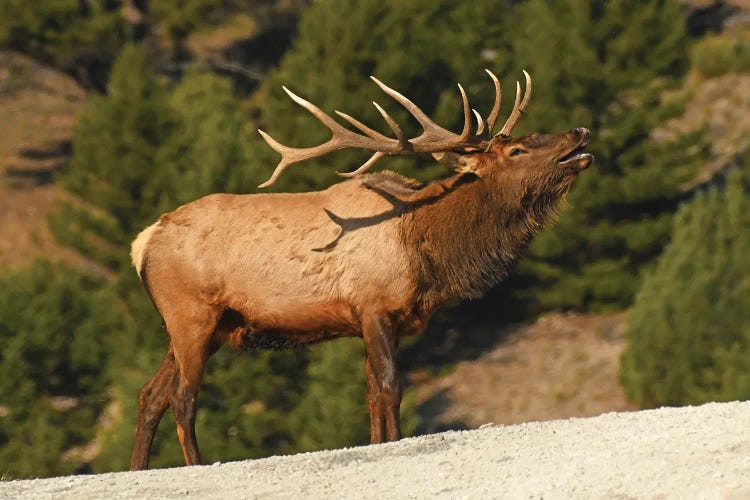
[{"xmin": 432, "ymin": 152, "xmax": 483, "ymax": 176}]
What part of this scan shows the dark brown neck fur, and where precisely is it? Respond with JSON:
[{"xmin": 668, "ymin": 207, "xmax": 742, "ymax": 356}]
[{"xmin": 400, "ymin": 171, "xmax": 567, "ymax": 309}]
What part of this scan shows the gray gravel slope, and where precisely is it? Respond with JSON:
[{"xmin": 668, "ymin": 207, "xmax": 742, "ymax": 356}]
[{"xmin": 3, "ymin": 402, "xmax": 750, "ymax": 499}]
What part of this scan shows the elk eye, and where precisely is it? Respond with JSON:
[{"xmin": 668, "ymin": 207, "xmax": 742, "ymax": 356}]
[{"xmin": 509, "ymin": 147, "xmax": 527, "ymax": 157}]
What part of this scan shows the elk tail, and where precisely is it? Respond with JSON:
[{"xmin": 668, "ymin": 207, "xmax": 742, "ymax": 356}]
[{"xmin": 131, "ymin": 222, "xmax": 159, "ymax": 280}]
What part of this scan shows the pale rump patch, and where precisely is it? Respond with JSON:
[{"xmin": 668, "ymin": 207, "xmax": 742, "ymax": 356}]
[{"xmin": 131, "ymin": 222, "xmax": 160, "ymax": 277}]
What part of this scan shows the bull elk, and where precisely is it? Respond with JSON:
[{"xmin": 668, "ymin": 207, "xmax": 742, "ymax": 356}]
[{"xmin": 129, "ymin": 69, "xmax": 593, "ymax": 470}]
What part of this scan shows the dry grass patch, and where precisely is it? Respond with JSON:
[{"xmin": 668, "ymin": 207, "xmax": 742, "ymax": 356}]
[{"xmin": 0, "ymin": 51, "xmax": 87, "ymax": 269}]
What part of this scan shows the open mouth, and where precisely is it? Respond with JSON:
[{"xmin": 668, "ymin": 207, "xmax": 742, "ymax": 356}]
[{"xmin": 559, "ymin": 136, "xmax": 593, "ymax": 171}]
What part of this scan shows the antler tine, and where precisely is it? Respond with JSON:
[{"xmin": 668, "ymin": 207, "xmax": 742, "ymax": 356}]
[
  {"xmin": 282, "ymin": 86, "xmax": 352, "ymax": 138},
  {"xmin": 335, "ymin": 110, "xmax": 393, "ymax": 142},
  {"xmin": 370, "ymin": 76, "xmax": 456, "ymax": 142},
  {"xmin": 472, "ymin": 109, "xmax": 485, "ymax": 136},
  {"xmin": 371, "ymin": 101, "xmax": 409, "ymax": 147},
  {"xmin": 257, "ymin": 129, "xmax": 296, "ymax": 188},
  {"xmin": 505, "ymin": 81, "xmax": 522, "ymax": 133},
  {"xmin": 498, "ymin": 70, "xmax": 532, "ymax": 137},
  {"xmin": 337, "ymin": 151, "xmax": 387, "ymax": 178},
  {"xmin": 484, "ymin": 69, "xmax": 502, "ymax": 135},
  {"xmin": 457, "ymin": 83, "xmax": 473, "ymax": 142},
  {"xmin": 520, "ymin": 69, "xmax": 532, "ymax": 107}
]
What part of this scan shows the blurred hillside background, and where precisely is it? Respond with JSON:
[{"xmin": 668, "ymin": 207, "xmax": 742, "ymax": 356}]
[{"xmin": 1, "ymin": 0, "xmax": 750, "ymax": 478}]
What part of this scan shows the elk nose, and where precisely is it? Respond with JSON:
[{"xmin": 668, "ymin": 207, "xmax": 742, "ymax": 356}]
[
  {"xmin": 572, "ymin": 127, "xmax": 590, "ymax": 144},
  {"xmin": 572, "ymin": 127, "xmax": 588, "ymax": 137}
]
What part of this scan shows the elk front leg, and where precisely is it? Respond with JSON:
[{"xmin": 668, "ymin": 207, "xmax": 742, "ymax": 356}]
[{"xmin": 362, "ymin": 313, "xmax": 401, "ymax": 443}]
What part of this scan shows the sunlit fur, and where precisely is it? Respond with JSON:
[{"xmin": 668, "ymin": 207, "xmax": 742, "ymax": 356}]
[{"xmin": 401, "ymin": 132, "xmax": 584, "ymax": 310}]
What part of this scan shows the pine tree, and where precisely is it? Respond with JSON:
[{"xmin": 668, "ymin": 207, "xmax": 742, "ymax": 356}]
[
  {"xmin": 701, "ymin": 157, "xmax": 750, "ymax": 402},
  {"xmin": 620, "ymin": 165, "xmax": 750, "ymax": 407},
  {"xmin": 286, "ymin": 340, "xmax": 371, "ymax": 452},
  {"xmin": 49, "ymin": 44, "xmax": 175, "ymax": 271},
  {"xmin": 49, "ymin": 46, "xmax": 261, "ymax": 272},
  {"xmin": 0, "ymin": 261, "xmax": 120, "ymax": 478},
  {"xmin": 507, "ymin": 0, "xmax": 707, "ymax": 311},
  {"xmin": 0, "ymin": 0, "xmax": 125, "ymax": 86},
  {"xmin": 156, "ymin": 69, "xmax": 262, "ymax": 206}
]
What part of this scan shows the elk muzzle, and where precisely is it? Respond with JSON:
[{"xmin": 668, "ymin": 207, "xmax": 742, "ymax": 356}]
[{"xmin": 558, "ymin": 128, "xmax": 593, "ymax": 171}]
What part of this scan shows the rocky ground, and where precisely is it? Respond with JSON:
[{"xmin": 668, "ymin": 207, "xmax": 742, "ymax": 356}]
[{"xmin": 3, "ymin": 402, "xmax": 749, "ymax": 499}]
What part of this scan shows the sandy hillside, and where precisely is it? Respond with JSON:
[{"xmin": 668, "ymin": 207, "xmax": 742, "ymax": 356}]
[
  {"xmin": 2, "ymin": 402, "xmax": 749, "ymax": 499},
  {"xmin": 0, "ymin": 51, "xmax": 86, "ymax": 269},
  {"xmin": 412, "ymin": 312, "xmax": 634, "ymax": 433}
]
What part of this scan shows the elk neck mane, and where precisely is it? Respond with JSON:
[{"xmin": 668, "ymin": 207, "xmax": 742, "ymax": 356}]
[{"xmin": 399, "ymin": 169, "xmax": 567, "ymax": 308}]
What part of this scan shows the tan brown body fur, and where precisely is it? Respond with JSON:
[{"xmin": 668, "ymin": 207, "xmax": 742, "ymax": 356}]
[
  {"xmin": 136, "ymin": 175, "xmax": 415, "ymax": 348},
  {"xmin": 135, "ymin": 152, "xmax": 572, "ymax": 355}
]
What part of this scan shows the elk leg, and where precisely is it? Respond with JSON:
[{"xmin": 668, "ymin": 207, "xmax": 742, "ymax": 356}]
[
  {"xmin": 151, "ymin": 298, "xmax": 220, "ymax": 467},
  {"xmin": 170, "ymin": 377, "xmax": 202, "ymax": 466},
  {"xmin": 130, "ymin": 348, "xmax": 178, "ymax": 471},
  {"xmin": 169, "ymin": 338, "xmax": 212, "ymax": 466},
  {"xmin": 365, "ymin": 356, "xmax": 385, "ymax": 443},
  {"xmin": 362, "ymin": 313, "xmax": 402, "ymax": 443}
]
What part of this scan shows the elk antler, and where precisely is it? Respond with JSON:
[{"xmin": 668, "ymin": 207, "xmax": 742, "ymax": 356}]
[{"xmin": 258, "ymin": 70, "xmax": 532, "ymax": 188}]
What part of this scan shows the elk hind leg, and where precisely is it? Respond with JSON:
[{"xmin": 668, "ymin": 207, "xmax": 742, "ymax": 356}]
[
  {"xmin": 166, "ymin": 306, "xmax": 221, "ymax": 466},
  {"xmin": 131, "ymin": 348, "xmax": 178, "ymax": 471}
]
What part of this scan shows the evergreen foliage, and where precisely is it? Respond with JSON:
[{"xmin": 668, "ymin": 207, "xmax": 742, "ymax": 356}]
[
  {"xmin": 0, "ymin": 0, "xmax": 282, "ymax": 89},
  {"xmin": 620, "ymin": 162, "xmax": 750, "ymax": 407},
  {"xmin": 286, "ymin": 340, "xmax": 371, "ymax": 452},
  {"xmin": 49, "ymin": 45, "xmax": 174, "ymax": 270},
  {"xmin": 0, "ymin": 261, "xmax": 119, "ymax": 477},
  {"xmin": 0, "ymin": 0, "xmax": 125, "ymax": 81},
  {"xmin": 507, "ymin": 0, "xmax": 708, "ymax": 311},
  {"xmin": 691, "ymin": 33, "xmax": 750, "ymax": 78},
  {"xmin": 49, "ymin": 45, "xmax": 260, "ymax": 272},
  {"xmin": 157, "ymin": 69, "xmax": 261, "ymax": 205},
  {"xmin": 150, "ymin": 0, "xmax": 226, "ymax": 43}
]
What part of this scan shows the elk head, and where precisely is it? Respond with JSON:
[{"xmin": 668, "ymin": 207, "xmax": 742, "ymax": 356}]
[
  {"xmin": 438, "ymin": 126, "xmax": 593, "ymax": 208},
  {"xmin": 257, "ymin": 70, "xmax": 593, "ymax": 194}
]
